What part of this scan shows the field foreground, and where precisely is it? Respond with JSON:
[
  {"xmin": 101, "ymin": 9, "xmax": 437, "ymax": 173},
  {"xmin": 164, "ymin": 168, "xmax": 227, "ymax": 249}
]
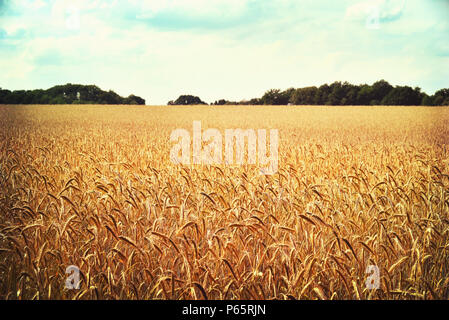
[{"xmin": 0, "ymin": 105, "xmax": 448, "ymax": 300}]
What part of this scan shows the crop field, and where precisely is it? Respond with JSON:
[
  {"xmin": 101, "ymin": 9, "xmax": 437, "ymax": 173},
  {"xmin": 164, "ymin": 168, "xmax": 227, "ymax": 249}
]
[{"xmin": 0, "ymin": 104, "xmax": 448, "ymax": 300}]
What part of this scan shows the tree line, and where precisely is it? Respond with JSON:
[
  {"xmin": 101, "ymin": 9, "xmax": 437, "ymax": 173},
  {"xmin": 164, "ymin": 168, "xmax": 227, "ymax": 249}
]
[
  {"xmin": 168, "ymin": 95, "xmax": 207, "ymax": 105},
  {"xmin": 0, "ymin": 84, "xmax": 146, "ymax": 105},
  {"xmin": 208, "ymin": 80, "xmax": 449, "ymax": 106},
  {"xmin": 2, "ymin": 81, "xmax": 448, "ymax": 106}
]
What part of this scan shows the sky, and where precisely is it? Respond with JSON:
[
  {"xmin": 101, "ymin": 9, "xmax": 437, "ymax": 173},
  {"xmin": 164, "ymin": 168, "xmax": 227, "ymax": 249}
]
[{"xmin": 0, "ymin": 0, "xmax": 448, "ymax": 105}]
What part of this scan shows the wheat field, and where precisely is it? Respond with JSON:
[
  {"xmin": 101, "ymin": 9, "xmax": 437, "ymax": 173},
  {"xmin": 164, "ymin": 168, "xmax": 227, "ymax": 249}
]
[{"xmin": 0, "ymin": 104, "xmax": 448, "ymax": 300}]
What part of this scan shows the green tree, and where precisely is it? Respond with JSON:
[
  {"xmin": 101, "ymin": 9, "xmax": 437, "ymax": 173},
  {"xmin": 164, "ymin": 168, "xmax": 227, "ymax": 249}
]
[
  {"xmin": 0, "ymin": 84, "xmax": 146, "ymax": 105},
  {"xmin": 381, "ymin": 86, "xmax": 423, "ymax": 105},
  {"xmin": 125, "ymin": 95, "xmax": 145, "ymax": 105},
  {"xmin": 432, "ymin": 89, "xmax": 449, "ymax": 106},
  {"xmin": 213, "ymin": 99, "xmax": 228, "ymax": 105},
  {"xmin": 371, "ymin": 80, "xmax": 393, "ymax": 104},
  {"xmin": 261, "ymin": 89, "xmax": 290, "ymax": 105},
  {"xmin": 173, "ymin": 95, "xmax": 207, "ymax": 105},
  {"xmin": 357, "ymin": 85, "xmax": 373, "ymax": 105},
  {"xmin": 315, "ymin": 84, "xmax": 331, "ymax": 105},
  {"xmin": 327, "ymin": 81, "xmax": 350, "ymax": 105},
  {"xmin": 343, "ymin": 85, "xmax": 360, "ymax": 105},
  {"xmin": 421, "ymin": 94, "xmax": 434, "ymax": 106},
  {"xmin": 290, "ymin": 87, "xmax": 318, "ymax": 105}
]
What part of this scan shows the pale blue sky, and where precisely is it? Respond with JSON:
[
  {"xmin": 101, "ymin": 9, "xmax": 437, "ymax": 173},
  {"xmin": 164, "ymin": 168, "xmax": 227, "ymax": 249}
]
[{"xmin": 0, "ymin": 0, "xmax": 448, "ymax": 104}]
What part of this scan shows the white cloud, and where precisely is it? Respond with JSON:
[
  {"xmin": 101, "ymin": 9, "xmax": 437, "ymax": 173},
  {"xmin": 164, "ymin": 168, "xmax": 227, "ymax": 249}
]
[
  {"xmin": 345, "ymin": 0, "xmax": 405, "ymax": 23},
  {"xmin": 1, "ymin": 0, "xmax": 448, "ymax": 104},
  {"xmin": 136, "ymin": 0, "xmax": 248, "ymax": 17},
  {"xmin": 29, "ymin": 0, "xmax": 47, "ymax": 9}
]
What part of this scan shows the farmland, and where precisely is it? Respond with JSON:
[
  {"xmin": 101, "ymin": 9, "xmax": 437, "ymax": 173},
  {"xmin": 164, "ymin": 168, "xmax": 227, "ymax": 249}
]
[{"xmin": 0, "ymin": 105, "xmax": 448, "ymax": 299}]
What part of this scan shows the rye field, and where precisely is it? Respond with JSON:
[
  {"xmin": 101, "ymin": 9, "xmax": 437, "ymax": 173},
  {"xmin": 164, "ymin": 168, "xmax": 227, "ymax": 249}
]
[{"xmin": 0, "ymin": 104, "xmax": 448, "ymax": 300}]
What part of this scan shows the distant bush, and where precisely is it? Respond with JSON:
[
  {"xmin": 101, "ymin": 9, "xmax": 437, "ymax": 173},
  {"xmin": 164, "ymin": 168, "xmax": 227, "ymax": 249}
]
[
  {"xmin": 0, "ymin": 84, "xmax": 146, "ymax": 105},
  {"xmin": 169, "ymin": 95, "xmax": 207, "ymax": 105},
  {"xmin": 238, "ymin": 80, "xmax": 447, "ymax": 106}
]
